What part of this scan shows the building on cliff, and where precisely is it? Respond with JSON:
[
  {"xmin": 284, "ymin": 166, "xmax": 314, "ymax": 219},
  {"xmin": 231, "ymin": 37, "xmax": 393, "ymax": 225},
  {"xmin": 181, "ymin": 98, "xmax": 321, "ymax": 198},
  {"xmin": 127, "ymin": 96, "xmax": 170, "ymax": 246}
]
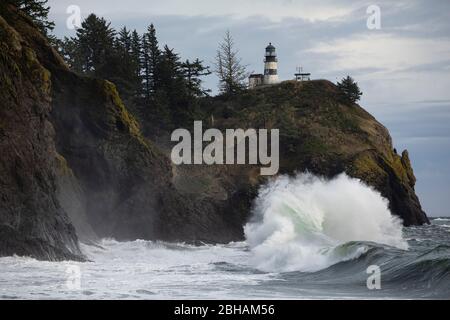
[
  {"xmin": 294, "ymin": 66, "xmax": 311, "ymax": 82},
  {"xmin": 249, "ymin": 43, "xmax": 279, "ymax": 89}
]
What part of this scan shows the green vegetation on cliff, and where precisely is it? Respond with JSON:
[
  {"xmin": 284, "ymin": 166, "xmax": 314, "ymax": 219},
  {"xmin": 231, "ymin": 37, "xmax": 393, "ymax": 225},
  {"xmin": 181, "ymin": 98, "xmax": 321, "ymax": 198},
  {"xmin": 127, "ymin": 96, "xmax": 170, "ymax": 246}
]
[{"xmin": 154, "ymin": 79, "xmax": 429, "ymax": 226}]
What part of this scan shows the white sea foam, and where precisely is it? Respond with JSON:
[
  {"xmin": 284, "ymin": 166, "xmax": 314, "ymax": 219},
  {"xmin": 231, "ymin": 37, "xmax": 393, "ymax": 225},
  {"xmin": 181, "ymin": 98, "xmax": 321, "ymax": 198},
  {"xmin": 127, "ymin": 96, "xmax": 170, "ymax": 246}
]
[
  {"xmin": 244, "ymin": 173, "xmax": 407, "ymax": 272},
  {"xmin": 2, "ymin": 174, "xmax": 439, "ymax": 299},
  {"xmin": 0, "ymin": 240, "xmax": 275, "ymax": 299}
]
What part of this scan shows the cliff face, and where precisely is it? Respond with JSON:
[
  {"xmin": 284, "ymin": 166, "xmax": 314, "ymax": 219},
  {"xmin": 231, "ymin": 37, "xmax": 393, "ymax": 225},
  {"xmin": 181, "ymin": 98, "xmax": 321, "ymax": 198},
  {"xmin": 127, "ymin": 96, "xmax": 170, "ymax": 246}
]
[
  {"xmin": 0, "ymin": 5, "xmax": 428, "ymax": 260},
  {"xmin": 0, "ymin": 6, "xmax": 172, "ymax": 242},
  {"xmin": 0, "ymin": 10, "xmax": 82, "ymax": 260},
  {"xmin": 179, "ymin": 80, "xmax": 429, "ymax": 227},
  {"xmin": 0, "ymin": 5, "xmax": 241, "ymax": 246}
]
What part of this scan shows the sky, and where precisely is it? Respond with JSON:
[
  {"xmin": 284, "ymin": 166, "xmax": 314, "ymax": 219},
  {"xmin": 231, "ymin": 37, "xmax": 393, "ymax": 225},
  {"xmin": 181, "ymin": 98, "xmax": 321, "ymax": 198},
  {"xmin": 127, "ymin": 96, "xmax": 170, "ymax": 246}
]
[{"xmin": 47, "ymin": 0, "xmax": 450, "ymax": 217}]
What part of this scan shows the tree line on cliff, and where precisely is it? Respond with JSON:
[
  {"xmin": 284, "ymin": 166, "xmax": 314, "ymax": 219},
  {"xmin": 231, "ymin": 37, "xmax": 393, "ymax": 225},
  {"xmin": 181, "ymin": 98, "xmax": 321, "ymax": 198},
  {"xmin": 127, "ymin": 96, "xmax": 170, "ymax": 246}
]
[
  {"xmin": 57, "ymin": 15, "xmax": 213, "ymax": 127},
  {"xmin": 54, "ymin": 14, "xmax": 256, "ymax": 129},
  {"xmin": 3, "ymin": 0, "xmax": 363, "ymax": 128}
]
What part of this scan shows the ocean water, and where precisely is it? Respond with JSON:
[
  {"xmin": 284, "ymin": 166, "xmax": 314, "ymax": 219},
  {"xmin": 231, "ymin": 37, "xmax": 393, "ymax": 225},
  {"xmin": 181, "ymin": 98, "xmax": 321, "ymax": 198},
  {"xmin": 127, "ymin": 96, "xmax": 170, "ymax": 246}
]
[{"xmin": 1, "ymin": 174, "xmax": 449, "ymax": 300}]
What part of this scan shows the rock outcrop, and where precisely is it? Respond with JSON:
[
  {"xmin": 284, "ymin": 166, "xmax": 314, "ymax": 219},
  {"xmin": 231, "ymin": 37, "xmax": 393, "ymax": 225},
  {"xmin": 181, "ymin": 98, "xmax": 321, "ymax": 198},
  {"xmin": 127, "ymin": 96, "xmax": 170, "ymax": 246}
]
[
  {"xmin": 0, "ymin": 8, "xmax": 82, "ymax": 260},
  {"xmin": 170, "ymin": 80, "xmax": 429, "ymax": 227}
]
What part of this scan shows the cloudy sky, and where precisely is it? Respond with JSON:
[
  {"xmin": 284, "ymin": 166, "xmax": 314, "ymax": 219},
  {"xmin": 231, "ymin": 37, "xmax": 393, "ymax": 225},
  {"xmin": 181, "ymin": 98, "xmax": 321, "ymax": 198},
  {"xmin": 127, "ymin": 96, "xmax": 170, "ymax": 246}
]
[{"xmin": 47, "ymin": 0, "xmax": 450, "ymax": 217}]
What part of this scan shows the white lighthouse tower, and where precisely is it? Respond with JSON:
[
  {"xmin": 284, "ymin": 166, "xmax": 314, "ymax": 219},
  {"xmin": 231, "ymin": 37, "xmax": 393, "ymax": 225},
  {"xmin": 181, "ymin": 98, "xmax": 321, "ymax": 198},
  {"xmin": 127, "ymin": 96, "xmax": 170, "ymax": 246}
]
[{"xmin": 263, "ymin": 43, "xmax": 279, "ymax": 85}]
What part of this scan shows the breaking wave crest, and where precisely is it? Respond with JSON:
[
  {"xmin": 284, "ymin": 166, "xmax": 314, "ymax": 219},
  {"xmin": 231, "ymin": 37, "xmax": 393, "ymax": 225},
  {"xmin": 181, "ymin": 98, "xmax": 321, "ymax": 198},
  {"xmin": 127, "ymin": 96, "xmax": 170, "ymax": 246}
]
[{"xmin": 244, "ymin": 173, "xmax": 407, "ymax": 272}]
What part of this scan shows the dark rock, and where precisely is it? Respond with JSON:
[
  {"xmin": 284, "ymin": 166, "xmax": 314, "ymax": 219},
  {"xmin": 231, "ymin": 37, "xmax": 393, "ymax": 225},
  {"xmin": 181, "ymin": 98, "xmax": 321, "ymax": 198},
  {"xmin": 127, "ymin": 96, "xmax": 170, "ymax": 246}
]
[
  {"xmin": 149, "ymin": 80, "xmax": 430, "ymax": 232},
  {"xmin": 0, "ymin": 8, "xmax": 83, "ymax": 260}
]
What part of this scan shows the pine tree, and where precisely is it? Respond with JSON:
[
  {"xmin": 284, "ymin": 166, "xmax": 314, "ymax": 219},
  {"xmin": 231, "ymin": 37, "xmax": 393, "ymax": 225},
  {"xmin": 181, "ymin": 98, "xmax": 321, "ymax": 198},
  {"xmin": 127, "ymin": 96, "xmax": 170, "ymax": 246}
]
[
  {"xmin": 141, "ymin": 36, "xmax": 151, "ymax": 100},
  {"xmin": 214, "ymin": 30, "xmax": 248, "ymax": 95},
  {"xmin": 59, "ymin": 36, "xmax": 84, "ymax": 73},
  {"xmin": 337, "ymin": 76, "xmax": 363, "ymax": 104},
  {"xmin": 141, "ymin": 24, "xmax": 161, "ymax": 101},
  {"xmin": 154, "ymin": 45, "xmax": 194, "ymax": 125},
  {"xmin": 111, "ymin": 26, "xmax": 141, "ymax": 99},
  {"xmin": 182, "ymin": 59, "xmax": 211, "ymax": 97},
  {"xmin": 130, "ymin": 31, "xmax": 142, "ymax": 78},
  {"xmin": 5, "ymin": 0, "xmax": 54, "ymax": 36},
  {"xmin": 116, "ymin": 27, "xmax": 132, "ymax": 54},
  {"xmin": 73, "ymin": 14, "xmax": 116, "ymax": 78},
  {"xmin": 158, "ymin": 45, "xmax": 183, "ymax": 90},
  {"xmin": 130, "ymin": 30, "xmax": 142, "ymax": 97}
]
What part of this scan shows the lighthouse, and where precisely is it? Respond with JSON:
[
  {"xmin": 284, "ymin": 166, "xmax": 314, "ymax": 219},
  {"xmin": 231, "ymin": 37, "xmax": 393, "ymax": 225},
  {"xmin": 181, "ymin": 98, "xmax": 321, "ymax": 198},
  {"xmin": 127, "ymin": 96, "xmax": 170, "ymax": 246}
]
[
  {"xmin": 248, "ymin": 42, "xmax": 280, "ymax": 88},
  {"xmin": 263, "ymin": 43, "xmax": 279, "ymax": 85}
]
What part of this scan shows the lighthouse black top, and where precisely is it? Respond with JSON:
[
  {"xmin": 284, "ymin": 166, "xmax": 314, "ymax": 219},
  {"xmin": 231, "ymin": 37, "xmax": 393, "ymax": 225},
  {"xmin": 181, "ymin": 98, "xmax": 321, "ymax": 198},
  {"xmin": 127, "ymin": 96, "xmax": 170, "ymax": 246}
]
[{"xmin": 265, "ymin": 43, "xmax": 277, "ymax": 63}]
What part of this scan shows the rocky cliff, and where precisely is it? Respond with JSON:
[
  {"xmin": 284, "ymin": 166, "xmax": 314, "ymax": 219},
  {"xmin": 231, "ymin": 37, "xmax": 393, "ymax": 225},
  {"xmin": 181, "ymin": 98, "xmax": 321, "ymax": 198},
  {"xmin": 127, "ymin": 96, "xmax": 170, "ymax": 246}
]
[
  {"xmin": 182, "ymin": 81, "xmax": 429, "ymax": 227},
  {"xmin": 0, "ymin": 8, "xmax": 82, "ymax": 260},
  {"xmin": 0, "ymin": 5, "xmax": 428, "ymax": 260},
  {"xmin": 0, "ymin": 5, "xmax": 242, "ymax": 250}
]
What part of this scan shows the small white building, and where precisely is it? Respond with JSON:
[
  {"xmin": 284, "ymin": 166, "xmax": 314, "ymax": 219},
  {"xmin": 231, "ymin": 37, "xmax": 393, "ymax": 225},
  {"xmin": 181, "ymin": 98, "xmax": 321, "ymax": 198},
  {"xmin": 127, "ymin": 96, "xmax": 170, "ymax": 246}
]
[
  {"xmin": 295, "ymin": 67, "xmax": 311, "ymax": 82},
  {"xmin": 249, "ymin": 43, "xmax": 279, "ymax": 88},
  {"xmin": 248, "ymin": 74, "xmax": 264, "ymax": 89}
]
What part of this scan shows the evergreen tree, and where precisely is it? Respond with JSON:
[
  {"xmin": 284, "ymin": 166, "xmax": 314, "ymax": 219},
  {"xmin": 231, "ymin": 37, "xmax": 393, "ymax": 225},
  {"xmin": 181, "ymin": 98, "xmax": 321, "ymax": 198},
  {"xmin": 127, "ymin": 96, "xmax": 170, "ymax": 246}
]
[
  {"xmin": 112, "ymin": 26, "xmax": 141, "ymax": 99},
  {"xmin": 141, "ymin": 35, "xmax": 151, "ymax": 100},
  {"xmin": 214, "ymin": 30, "xmax": 248, "ymax": 95},
  {"xmin": 141, "ymin": 24, "xmax": 161, "ymax": 101},
  {"xmin": 158, "ymin": 45, "xmax": 183, "ymax": 90},
  {"xmin": 72, "ymin": 14, "xmax": 116, "ymax": 78},
  {"xmin": 130, "ymin": 30, "xmax": 142, "ymax": 81},
  {"xmin": 59, "ymin": 36, "xmax": 84, "ymax": 73},
  {"xmin": 182, "ymin": 59, "xmax": 211, "ymax": 97},
  {"xmin": 337, "ymin": 76, "xmax": 363, "ymax": 104},
  {"xmin": 155, "ymin": 45, "xmax": 196, "ymax": 125},
  {"xmin": 5, "ymin": 0, "xmax": 54, "ymax": 36},
  {"xmin": 116, "ymin": 27, "xmax": 132, "ymax": 54}
]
